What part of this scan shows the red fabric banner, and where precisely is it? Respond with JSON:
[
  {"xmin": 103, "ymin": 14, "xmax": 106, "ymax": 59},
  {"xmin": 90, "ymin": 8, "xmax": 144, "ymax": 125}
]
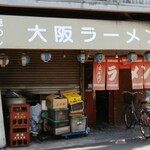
[
  {"xmin": 143, "ymin": 62, "xmax": 150, "ymax": 89},
  {"xmin": 131, "ymin": 60, "xmax": 143, "ymax": 89},
  {"xmin": 106, "ymin": 58, "xmax": 119, "ymax": 90},
  {"xmin": 93, "ymin": 61, "xmax": 106, "ymax": 90}
]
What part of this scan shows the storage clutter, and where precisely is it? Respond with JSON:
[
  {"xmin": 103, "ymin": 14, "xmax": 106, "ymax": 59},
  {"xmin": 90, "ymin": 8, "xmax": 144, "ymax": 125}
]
[
  {"xmin": 45, "ymin": 89, "xmax": 87, "ymax": 136},
  {"xmin": 45, "ymin": 94, "xmax": 70, "ymax": 135},
  {"xmin": 3, "ymin": 88, "xmax": 89, "ymax": 148}
]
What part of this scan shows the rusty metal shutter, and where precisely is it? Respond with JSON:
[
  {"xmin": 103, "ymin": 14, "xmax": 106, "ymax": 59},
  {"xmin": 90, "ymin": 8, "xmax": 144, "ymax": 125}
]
[{"xmin": 0, "ymin": 50, "xmax": 80, "ymax": 94}]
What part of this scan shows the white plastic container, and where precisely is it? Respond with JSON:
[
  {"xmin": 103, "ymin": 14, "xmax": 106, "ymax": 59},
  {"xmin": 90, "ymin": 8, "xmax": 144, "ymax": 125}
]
[
  {"xmin": 41, "ymin": 100, "xmax": 48, "ymax": 110},
  {"xmin": 70, "ymin": 115, "xmax": 87, "ymax": 132}
]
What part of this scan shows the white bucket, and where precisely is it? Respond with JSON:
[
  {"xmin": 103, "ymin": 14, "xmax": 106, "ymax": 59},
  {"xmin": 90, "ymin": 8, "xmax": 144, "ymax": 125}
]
[{"xmin": 6, "ymin": 97, "xmax": 26, "ymax": 106}]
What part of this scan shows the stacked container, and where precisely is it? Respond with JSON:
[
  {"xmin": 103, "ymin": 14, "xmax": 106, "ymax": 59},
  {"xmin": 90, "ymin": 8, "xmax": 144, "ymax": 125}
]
[
  {"xmin": 9, "ymin": 104, "xmax": 30, "ymax": 147},
  {"xmin": 46, "ymin": 95, "xmax": 70, "ymax": 135},
  {"xmin": 63, "ymin": 92, "xmax": 87, "ymax": 133}
]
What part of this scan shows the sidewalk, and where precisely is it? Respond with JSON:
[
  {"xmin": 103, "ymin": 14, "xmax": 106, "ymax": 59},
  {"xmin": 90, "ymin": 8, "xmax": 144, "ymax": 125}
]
[{"xmin": 6, "ymin": 125, "xmax": 144, "ymax": 150}]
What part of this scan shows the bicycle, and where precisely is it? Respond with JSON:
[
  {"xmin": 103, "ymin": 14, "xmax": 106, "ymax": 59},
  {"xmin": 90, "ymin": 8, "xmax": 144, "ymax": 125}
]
[
  {"xmin": 122, "ymin": 91, "xmax": 142, "ymax": 129},
  {"xmin": 123, "ymin": 91, "xmax": 150, "ymax": 138},
  {"xmin": 139, "ymin": 99, "xmax": 150, "ymax": 139}
]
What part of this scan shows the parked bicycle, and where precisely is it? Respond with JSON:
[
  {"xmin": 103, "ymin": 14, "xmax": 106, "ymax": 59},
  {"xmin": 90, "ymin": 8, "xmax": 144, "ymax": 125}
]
[
  {"xmin": 139, "ymin": 98, "xmax": 150, "ymax": 138},
  {"xmin": 122, "ymin": 91, "xmax": 141, "ymax": 128},
  {"xmin": 122, "ymin": 91, "xmax": 150, "ymax": 139}
]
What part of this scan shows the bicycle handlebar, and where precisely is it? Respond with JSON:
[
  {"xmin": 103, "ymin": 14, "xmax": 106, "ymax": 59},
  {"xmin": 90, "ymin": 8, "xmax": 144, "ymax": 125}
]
[{"xmin": 122, "ymin": 91, "xmax": 143, "ymax": 95}]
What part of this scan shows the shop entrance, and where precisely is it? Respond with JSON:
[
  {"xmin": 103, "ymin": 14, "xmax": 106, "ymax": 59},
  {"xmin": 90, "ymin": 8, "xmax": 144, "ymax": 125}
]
[
  {"xmin": 84, "ymin": 62, "xmax": 110, "ymax": 126},
  {"xmin": 96, "ymin": 90, "xmax": 109, "ymax": 125}
]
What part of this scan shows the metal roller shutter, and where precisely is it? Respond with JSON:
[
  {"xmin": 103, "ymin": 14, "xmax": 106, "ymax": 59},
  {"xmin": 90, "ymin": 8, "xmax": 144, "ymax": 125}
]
[{"xmin": 0, "ymin": 50, "xmax": 80, "ymax": 94}]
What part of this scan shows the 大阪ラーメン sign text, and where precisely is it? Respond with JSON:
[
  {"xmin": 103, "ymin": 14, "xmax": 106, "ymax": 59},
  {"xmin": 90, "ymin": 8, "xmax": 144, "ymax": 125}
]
[{"xmin": 0, "ymin": 15, "xmax": 150, "ymax": 49}]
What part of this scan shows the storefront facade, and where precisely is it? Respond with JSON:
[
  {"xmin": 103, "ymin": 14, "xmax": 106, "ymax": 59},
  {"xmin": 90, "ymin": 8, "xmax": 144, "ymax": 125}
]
[
  {"xmin": 0, "ymin": 1, "xmax": 150, "ymax": 148},
  {"xmin": 0, "ymin": 14, "xmax": 149, "ymax": 123}
]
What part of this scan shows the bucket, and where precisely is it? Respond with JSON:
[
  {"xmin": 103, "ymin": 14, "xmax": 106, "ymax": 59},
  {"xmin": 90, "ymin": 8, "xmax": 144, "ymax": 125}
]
[{"xmin": 6, "ymin": 97, "xmax": 26, "ymax": 106}]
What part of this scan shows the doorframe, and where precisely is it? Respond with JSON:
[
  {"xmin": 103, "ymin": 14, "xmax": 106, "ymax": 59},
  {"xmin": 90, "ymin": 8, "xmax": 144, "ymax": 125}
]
[{"xmin": 108, "ymin": 91, "xmax": 114, "ymax": 124}]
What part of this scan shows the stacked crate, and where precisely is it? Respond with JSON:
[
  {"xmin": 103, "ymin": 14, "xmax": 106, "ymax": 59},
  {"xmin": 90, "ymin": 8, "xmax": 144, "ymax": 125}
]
[
  {"xmin": 46, "ymin": 95, "xmax": 70, "ymax": 135},
  {"xmin": 9, "ymin": 104, "xmax": 30, "ymax": 147},
  {"xmin": 63, "ymin": 92, "xmax": 87, "ymax": 133}
]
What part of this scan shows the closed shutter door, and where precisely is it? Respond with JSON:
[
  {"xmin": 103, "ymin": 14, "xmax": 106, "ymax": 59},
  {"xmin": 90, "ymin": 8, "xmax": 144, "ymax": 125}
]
[{"xmin": 0, "ymin": 50, "xmax": 80, "ymax": 94}]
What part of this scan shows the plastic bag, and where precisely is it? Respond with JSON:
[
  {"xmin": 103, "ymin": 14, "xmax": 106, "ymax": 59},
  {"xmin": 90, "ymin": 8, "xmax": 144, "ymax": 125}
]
[{"xmin": 30, "ymin": 103, "xmax": 42, "ymax": 123}]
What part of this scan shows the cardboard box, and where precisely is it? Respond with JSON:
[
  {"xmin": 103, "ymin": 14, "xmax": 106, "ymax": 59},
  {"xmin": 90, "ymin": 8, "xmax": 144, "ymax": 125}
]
[
  {"xmin": 46, "ymin": 95, "xmax": 68, "ymax": 108},
  {"xmin": 69, "ymin": 112, "xmax": 84, "ymax": 118},
  {"xmin": 60, "ymin": 88, "xmax": 78, "ymax": 97}
]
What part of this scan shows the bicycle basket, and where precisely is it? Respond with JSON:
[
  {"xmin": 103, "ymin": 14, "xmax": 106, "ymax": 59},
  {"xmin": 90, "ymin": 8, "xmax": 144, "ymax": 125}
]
[{"xmin": 123, "ymin": 93, "xmax": 135, "ymax": 104}]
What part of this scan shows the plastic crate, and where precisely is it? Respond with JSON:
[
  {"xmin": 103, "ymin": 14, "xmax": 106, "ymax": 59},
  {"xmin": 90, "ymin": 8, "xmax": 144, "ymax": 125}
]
[
  {"xmin": 48, "ymin": 108, "xmax": 69, "ymax": 121},
  {"xmin": 48, "ymin": 118, "xmax": 69, "ymax": 128},
  {"xmin": 9, "ymin": 104, "xmax": 30, "ymax": 127},
  {"xmin": 70, "ymin": 115, "xmax": 87, "ymax": 132},
  {"xmin": 69, "ymin": 101, "xmax": 84, "ymax": 113},
  {"xmin": 9, "ymin": 127, "xmax": 30, "ymax": 147},
  {"xmin": 63, "ymin": 93, "xmax": 81, "ymax": 104},
  {"xmin": 46, "ymin": 125, "xmax": 70, "ymax": 135}
]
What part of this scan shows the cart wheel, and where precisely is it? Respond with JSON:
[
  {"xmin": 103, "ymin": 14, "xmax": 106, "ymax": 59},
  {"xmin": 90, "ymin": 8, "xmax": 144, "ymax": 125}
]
[
  {"xmin": 64, "ymin": 136, "xmax": 69, "ymax": 139},
  {"xmin": 85, "ymin": 131, "xmax": 89, "ymax": 136},
  {"xmin": 83, "ymin": 130, "xmax": 88, "ymax": 136}
]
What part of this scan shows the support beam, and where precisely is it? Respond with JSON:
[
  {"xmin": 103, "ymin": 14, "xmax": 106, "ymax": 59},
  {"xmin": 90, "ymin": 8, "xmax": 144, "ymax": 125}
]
[{"xmin": 0, "ymin": 89, "xmax": 6, "ymax": 149}]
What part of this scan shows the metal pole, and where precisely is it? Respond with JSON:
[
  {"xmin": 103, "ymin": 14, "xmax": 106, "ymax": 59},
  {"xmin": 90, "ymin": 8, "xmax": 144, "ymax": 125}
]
[{"xmin": 0, "ymin": 89, "xmax": 6, "ymax": 148}]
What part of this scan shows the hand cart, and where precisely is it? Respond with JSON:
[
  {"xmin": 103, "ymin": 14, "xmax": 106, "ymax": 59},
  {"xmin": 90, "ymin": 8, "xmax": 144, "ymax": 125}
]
[{"xmin": 61, "ymin": 127, "xmax": 90, "ymax": 139}]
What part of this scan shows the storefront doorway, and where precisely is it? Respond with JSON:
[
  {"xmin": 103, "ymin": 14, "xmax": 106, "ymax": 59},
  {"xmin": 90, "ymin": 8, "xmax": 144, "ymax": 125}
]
[
  {"xmin": 84, "ymin": 62, "xmax": 110, "ymax": 126},
  {"xmin": 96, "ymin": 90, "xmax": 109, "ymax": 125}
]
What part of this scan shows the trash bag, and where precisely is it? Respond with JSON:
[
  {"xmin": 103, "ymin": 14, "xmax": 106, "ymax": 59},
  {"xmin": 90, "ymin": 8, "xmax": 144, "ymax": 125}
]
[
  {"xmin": 30, "ymin": 103, "xmax": 42, "ymax": 135},
  {"xmin": 30, "ymin": 103, "xmax": 42, "ymax": 123}
]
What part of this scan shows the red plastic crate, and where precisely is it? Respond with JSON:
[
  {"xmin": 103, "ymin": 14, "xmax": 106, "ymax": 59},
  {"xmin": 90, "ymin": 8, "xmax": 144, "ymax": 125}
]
[
  {"xmin": 9, "ymin": 127, "xmax": 30, "ymax": 147},
  {"xmin": 9, "ymin": 104, "xmax": 30, "ymax": 126}
]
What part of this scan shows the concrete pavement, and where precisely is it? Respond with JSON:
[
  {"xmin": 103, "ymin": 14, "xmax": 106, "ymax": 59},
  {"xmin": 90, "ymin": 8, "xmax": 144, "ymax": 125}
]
[{"xmin": 6, "ymin": 124, "xmax": 148, "ymax": 150}]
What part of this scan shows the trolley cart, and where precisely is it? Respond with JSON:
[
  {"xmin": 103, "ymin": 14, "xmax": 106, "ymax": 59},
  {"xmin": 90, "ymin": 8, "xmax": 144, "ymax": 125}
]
[{"xmin": 61, "ymin": 127, "xmax": 90, "ymax": 138}]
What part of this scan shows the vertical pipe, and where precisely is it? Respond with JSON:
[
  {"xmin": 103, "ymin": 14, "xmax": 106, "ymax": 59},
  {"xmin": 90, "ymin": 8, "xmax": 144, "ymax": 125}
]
[{"xmin": 0, "ymin": 89, "xmax": 6, "ymax": 148}]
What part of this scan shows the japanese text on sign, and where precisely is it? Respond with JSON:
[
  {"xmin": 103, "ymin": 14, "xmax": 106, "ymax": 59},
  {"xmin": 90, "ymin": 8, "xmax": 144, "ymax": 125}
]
[{"xmin": 0, "ymin": 15, "xmax": 150, "ymax": 49}]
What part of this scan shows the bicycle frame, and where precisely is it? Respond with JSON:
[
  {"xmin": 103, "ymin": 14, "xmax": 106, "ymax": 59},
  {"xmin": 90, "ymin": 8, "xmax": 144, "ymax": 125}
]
[
  {"xmin": 130, "ymin": 100, "xmax": 139, "ymax": 123},
  {"xmin": 123, "ymin": 91, "xmax": 142, "ymax": 128},
  {"xmin": 140, "ymin": 107, "xmax": 150, "ymax": 138},
  {"xmin": 123, "ymin": 91, "xmax": 150, "ymax": 138}
]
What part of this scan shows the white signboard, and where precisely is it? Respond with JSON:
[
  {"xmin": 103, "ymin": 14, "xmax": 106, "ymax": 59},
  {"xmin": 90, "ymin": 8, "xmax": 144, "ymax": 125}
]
[{"xmin": 0, "ymin": 15, "xmax": 150, "ymax": 50}]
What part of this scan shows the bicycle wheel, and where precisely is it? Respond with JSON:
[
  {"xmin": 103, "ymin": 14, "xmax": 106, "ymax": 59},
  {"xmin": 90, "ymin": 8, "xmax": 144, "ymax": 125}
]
[
  {"xmin": 124, "ymin": 105, "xmax": 133, "ymax": 128},
  {"xmin": 140, "ymin": 111, "xmax": 150, "ymax": 139}
]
